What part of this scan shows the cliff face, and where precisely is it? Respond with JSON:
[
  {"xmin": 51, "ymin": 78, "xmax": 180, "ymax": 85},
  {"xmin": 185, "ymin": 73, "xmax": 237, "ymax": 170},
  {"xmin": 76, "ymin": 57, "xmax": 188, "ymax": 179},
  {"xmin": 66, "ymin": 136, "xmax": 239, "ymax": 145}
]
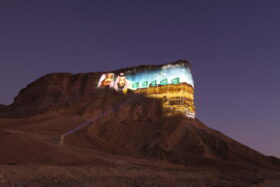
[
  {"xmin": 2, "ymin": 73, "xmax": 101, "ymax": 117},
  {"xmin": 2, "ymin": 60, "xmax": 192, "ymax": 117}
]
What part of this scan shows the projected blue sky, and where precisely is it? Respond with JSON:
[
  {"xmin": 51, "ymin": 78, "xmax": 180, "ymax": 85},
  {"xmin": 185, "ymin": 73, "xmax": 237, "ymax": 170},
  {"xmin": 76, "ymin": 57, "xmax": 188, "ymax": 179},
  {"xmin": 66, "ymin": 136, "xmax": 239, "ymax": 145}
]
[{"xmin": 125, "ymin": 63, "xmax": 194, "ymax": 89}]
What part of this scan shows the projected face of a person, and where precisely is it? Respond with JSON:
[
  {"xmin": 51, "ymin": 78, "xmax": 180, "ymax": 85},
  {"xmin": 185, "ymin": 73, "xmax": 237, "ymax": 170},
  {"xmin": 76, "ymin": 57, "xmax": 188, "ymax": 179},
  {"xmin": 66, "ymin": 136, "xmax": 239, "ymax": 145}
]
[
  {"xmin": 118, "ymin": 76, "xmax": 126, "ymax": 88},
  {"xmin": 101, "ymin": 73, "xmax": 114, "ymax": 88}
]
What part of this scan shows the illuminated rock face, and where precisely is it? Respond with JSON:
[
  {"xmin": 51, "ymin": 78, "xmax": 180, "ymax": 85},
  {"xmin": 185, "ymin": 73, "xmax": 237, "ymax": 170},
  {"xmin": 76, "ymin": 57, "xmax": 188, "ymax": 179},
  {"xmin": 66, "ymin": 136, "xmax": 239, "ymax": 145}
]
[{"xmin": 97, "ymin": 60, "xmax": 196, "ymax": 118}]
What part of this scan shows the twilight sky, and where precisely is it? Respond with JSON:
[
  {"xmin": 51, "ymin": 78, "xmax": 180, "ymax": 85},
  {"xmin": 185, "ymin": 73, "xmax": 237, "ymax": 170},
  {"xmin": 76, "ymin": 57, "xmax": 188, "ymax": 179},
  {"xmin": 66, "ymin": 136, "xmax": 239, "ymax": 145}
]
[{"xmin": 0, "ymin": 0, "xmax": 279, "ymax": 158}]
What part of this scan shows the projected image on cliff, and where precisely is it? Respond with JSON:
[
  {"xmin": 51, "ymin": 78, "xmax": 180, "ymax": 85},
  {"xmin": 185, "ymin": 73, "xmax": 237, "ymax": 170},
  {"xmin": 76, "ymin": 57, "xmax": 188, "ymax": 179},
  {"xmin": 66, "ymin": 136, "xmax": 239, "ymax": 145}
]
[
  {"xmin": 113, "ymin": 73, "xmax": 128, "ymax": 94},
  {"xmin": 97, "ymin": 62, "xmax": 195, "ymax": 118},
  {"xmin": 97, "ymin": 73, "xmax": 115, "ymax": 88}
]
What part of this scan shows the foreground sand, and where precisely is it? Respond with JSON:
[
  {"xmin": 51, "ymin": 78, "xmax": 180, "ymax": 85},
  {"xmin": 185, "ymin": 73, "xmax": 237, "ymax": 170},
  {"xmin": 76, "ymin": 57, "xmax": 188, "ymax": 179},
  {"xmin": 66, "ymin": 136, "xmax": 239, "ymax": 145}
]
[{"xmin": 1, "ymin": 159, "xmax": 280, "ymax": 187}]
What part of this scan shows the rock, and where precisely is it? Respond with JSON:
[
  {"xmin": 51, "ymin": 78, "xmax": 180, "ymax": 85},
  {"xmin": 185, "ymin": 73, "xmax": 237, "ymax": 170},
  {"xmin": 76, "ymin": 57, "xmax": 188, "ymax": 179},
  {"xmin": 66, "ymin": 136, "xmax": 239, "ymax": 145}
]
[
  {"xmin": 1, "ymin": 59, "xmax": 191, "ymax": 118},
  {"xmin": 0, "ymin": 59, "xmax": 279, "ymax": 176}
]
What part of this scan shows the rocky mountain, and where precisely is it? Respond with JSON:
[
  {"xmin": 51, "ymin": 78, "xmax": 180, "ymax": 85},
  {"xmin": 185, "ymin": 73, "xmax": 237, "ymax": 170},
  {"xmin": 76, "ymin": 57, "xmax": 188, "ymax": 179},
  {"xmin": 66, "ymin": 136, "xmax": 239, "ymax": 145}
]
[
  {"xmin": 1, "ymin": 60, "xmax": 191, "ymax": 118},
  {"xmin": 0, "ymin": 60, "xmax": 279, "ymax": 186}
]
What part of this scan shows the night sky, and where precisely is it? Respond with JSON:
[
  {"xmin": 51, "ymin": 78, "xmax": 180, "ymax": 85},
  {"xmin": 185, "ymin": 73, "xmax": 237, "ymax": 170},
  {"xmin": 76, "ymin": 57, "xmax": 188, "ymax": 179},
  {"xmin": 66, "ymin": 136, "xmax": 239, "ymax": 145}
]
[{"xmin": 1, "ymin": 1, "xmax": 279, "ymax": 158}]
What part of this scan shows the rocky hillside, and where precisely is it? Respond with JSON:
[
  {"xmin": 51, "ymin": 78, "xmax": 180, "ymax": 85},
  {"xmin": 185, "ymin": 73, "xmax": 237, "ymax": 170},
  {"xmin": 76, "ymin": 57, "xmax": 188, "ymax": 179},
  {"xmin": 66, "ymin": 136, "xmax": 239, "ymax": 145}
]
[
  {"xmin": 1, "ymin": 73, "xmax": 101, "ymax": 117},
  {"xmin": 0, "ymin": 60, "xmax": 279, "ymax": 185},
  {"xmin": 1, "ymin": 88, "xmax": 279, "ymax": 171},
  {"xmin": 1, "ymin": 60, "xmax": 190, "ymax": 118},
  {"xmin": 53, "ymin": 90, "xmax": 280, "ymax": 170}
]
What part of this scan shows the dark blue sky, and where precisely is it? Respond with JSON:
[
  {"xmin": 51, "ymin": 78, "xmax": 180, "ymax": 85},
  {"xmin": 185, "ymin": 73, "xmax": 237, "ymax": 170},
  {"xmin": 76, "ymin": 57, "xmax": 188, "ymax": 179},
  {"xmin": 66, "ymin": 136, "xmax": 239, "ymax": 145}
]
[{"xmin": 1, "ymin": 0, "xmax": 279, "ymax": 157}]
